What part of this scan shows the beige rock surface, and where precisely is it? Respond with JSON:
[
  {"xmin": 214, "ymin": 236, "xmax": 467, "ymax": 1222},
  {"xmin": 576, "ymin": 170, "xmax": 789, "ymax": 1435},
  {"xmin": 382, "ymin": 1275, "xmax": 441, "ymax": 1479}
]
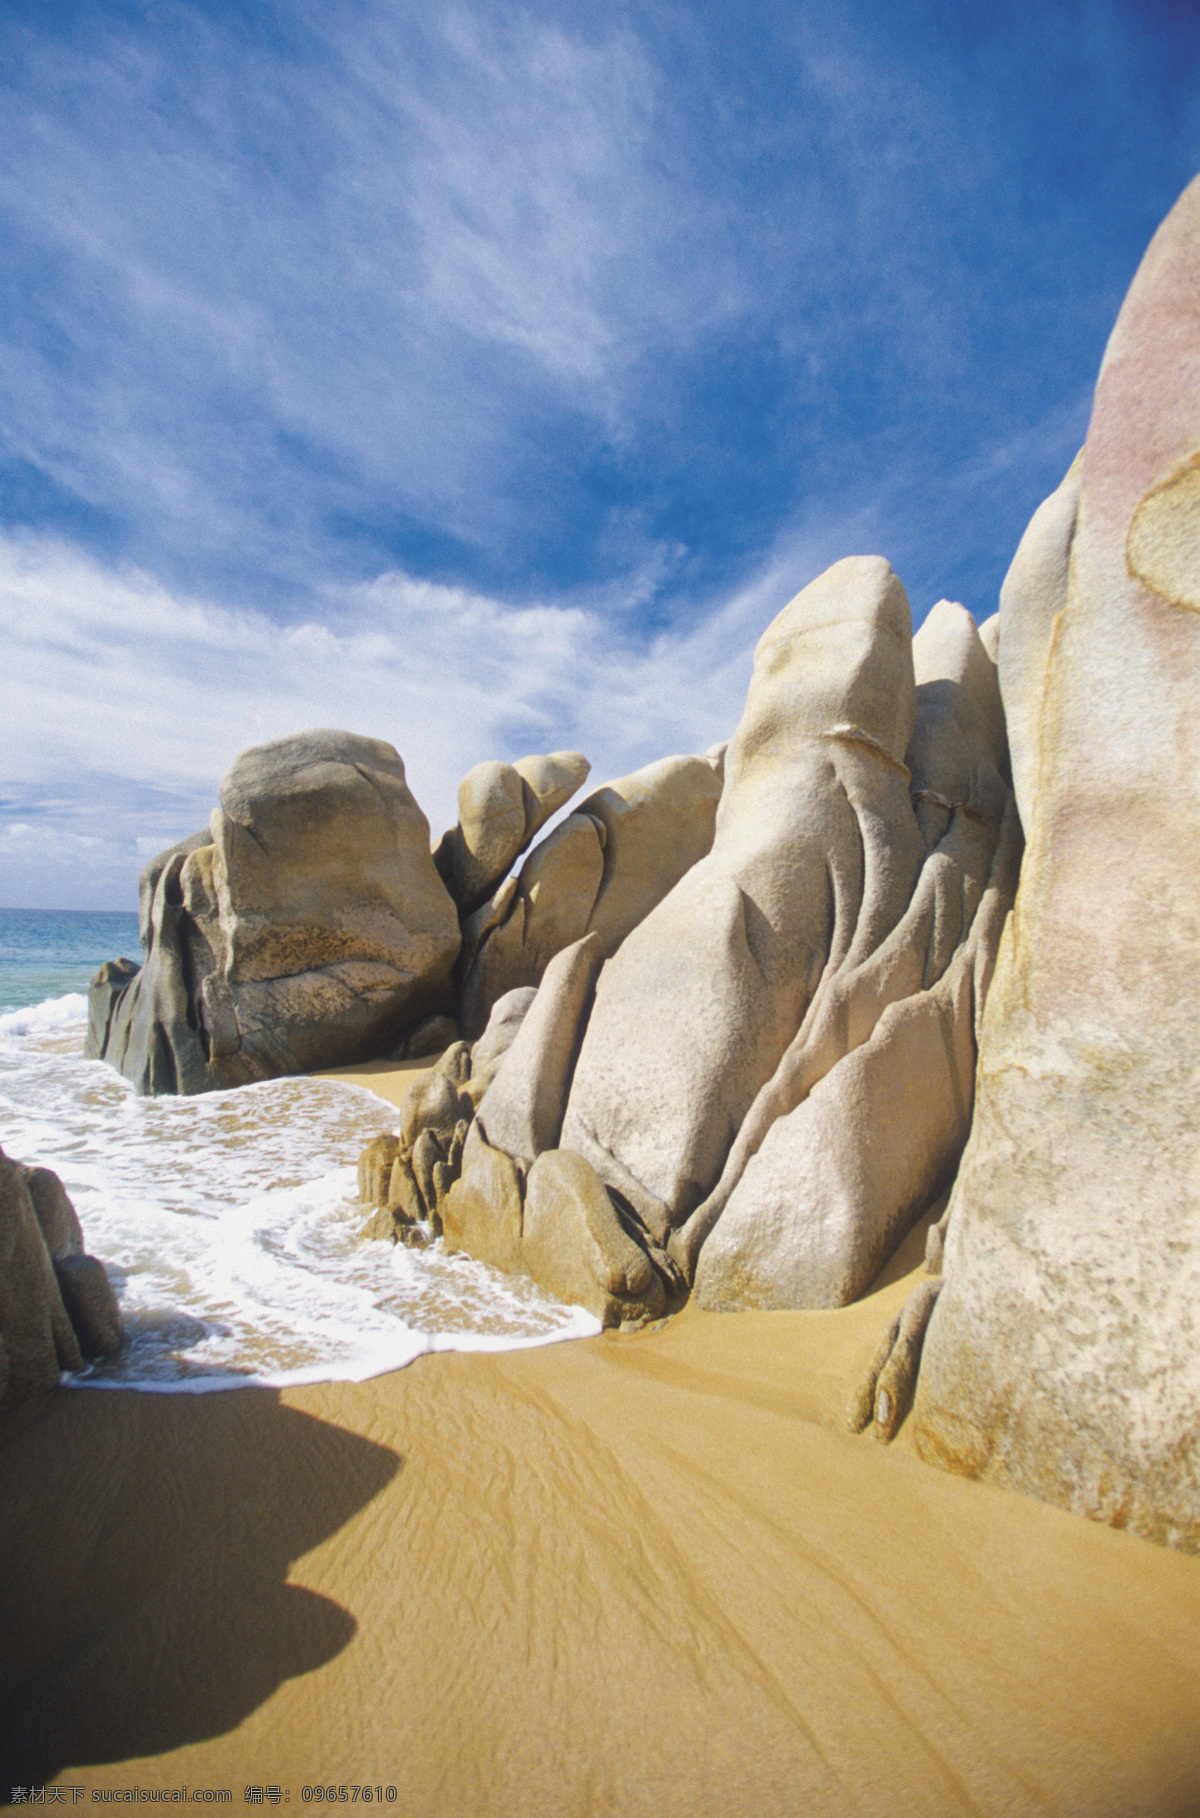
[
  {"xmin": 437, "ymin": 759, "xmax": 527, "ymax": 913},
  {"xmin": 976, "ymin": 609, "xmax": 1000, "ymax": 663},
  {"xmin": 0, "ymin": 1150, "xmax": 82, "ymax": 1404},
  {"xmin": 95, "ymin": 731, "xmax": 462, "ymax": 1093},
  {"xmin": 214, "ymin": 731, "xmax": 450, "ymax": 983},
  {"xmin": 561, "ymin": 556, "xmax": 921, "ymax": 1230},
  {"xmin": 689, "ymin": 603, "xmax": 1019, "ymax": 1306},
  {"xmin": 441, "ymin": 1122, "xmax": 524, "ymax": 1273},
  {"xmin": 0, "ymin": 1152, "xmax": 126, "ymax": 1407},
  {"xmin": 475, "ymin": 934, "xmax": 604, "ymax": 1170},
  {"xmin": 695, "ymin": 814, "xmax": 1016, "ymax": 1311},
  {"xmin": 521, "ymin": 1148, "xmax": 666, "ymax": 1328},
  {"xmin": 995, "ymin": 452, "xmax": 1083, "ymax": 832},
  {"xmin": 435, "ymin": 751, "xmax": 591, "ymax": 914},
  {"xmin": 578, "ymin": 754, "xmax": 723, "ymax": 956},
  {"xmin": 469, "ymin": 986, "xmax": 537, "ymax": 1081},
  {"xmin": 513, "ymin": 751, "xmax": 593, "ymax": 843},
  {"xmin": 456, "ymin": 753, "xmax": 721, "ymax": 1036},
  {"xmin": 913, "ymin": 173, "xmax": 1200, "ymax": 1550},
  {"xmin": 455, "ymin": 814, "xmax": 605, "ymax": 1033}
]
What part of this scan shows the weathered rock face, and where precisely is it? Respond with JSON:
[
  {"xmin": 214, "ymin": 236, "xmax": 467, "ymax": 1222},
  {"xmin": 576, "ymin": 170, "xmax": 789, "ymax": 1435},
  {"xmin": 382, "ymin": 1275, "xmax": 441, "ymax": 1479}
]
[
  {"xmin": 454, "ymin": 753, "xmax": 722, "ymax": 1039},
  {"xmin": 691, "ymin": 598, "xmax": 1017, "ymax": 1309},
  {"xmin": 413, "ymin": 564, "xmax": 1017, "ymax": 1328},
  {"xmin": 84, "ymin": 957, "xmax": 142, "ymax": 1062},
  {"xmin": 93, "ymin": 730, "xmax": 461, "ymax": 1093},
  {"xmin": 912, "ymin": 174, "xmax": 1200, "ymax": 1549},
  {"xmin": 0, "ymin": 1148, "xmax": 123, "ymax": 1418},
  {"xmin": 474, "ymin": 934, "xmax": 605, "ymax": 1170},
  {"xmin": 356, "ymin": 943, "xmax": 683, "ymax": 1327},
  {"xmin": 433, "ymin": 751, "xmax": 591, "ymax": 916},
  {"xmin": 561, "ymin": 558, "xmax": 922, "ymax": 1232}
]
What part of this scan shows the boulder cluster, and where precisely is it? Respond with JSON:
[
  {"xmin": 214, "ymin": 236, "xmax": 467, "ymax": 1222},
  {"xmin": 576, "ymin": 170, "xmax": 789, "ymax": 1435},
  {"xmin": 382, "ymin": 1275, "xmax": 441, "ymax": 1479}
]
[
  {"xmin": 355, "ymin": 560, "xmax": 1018, "ymax": 1331},
  {"xmin": 87, "ymin": 174, "xmax": 1200, "ymax": 1550},
  {"xmin": 88, "ymin": 730, "xmax": 724, "ymax": 1091},
  {"xmin": 0, "ymin": 1148, "xmax": 123, "ymax": 1419}
]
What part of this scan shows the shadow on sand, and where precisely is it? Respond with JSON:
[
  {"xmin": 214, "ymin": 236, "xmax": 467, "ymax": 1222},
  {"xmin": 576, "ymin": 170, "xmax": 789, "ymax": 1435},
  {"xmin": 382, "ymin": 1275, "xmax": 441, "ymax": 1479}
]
[{"xmin": 0, "ymin": 1382, "xmax": 400, "ymax": 1787}]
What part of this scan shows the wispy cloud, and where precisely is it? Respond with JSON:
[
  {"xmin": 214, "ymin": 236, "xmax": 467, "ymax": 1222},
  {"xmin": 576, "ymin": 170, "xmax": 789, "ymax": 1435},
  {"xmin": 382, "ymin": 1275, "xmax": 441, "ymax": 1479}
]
[
  {"xmin": 3, "ymin": 0, "xmax": 1187, "ymax": 612},
  {"xmin": 1, "ymin": 0, "xmax": 1198, "ymax": 904}
]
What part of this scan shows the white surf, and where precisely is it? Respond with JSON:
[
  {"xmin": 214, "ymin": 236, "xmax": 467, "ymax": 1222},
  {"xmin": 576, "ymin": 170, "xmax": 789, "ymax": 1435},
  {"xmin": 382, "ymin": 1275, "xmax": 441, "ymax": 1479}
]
[{"xmin": 0, "ymin": 997, "xmax": 599, "ymax": 1393}]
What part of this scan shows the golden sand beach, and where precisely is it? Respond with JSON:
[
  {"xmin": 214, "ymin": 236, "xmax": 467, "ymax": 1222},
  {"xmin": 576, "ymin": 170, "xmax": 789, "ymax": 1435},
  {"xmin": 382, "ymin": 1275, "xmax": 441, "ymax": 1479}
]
[{"xmin": 3, "ymin": 1062, "xmax": 1200, "ymax": 1816}]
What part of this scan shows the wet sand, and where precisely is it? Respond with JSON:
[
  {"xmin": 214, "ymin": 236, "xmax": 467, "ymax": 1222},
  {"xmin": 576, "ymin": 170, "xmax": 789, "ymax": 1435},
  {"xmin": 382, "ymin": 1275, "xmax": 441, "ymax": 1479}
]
[
  {"xmin": 5, "ymin": 1068, "xmax": 1200, "ymax": 1813},
  {"xmin": 314, "ymin": 1056, "xmax": 436, "ymax": 1111}
]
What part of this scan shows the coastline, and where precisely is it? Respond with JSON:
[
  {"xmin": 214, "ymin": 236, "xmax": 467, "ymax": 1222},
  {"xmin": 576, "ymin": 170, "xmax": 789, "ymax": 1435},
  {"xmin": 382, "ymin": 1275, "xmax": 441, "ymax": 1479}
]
[{"xmin": 5, "ymin": 1117, "xmax": 1200, "ymax": 1813}]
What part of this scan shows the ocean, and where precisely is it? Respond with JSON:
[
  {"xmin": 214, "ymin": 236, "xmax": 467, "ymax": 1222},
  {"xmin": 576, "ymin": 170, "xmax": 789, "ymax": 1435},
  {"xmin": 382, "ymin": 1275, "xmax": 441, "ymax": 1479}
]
[{"xmin": 0, "ymin": 907, "xmax": 597, "ymax": 1392}]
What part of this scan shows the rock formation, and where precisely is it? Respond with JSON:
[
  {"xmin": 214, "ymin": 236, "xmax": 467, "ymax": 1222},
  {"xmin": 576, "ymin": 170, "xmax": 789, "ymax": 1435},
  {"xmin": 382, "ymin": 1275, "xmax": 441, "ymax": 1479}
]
[
  {"xmin": 64, "ymin": 171, "xmax": 1200, "ymax": 1561},
  {"xmin": 0, "ymin": 1148, "xmax": 123, "ymax": 1418},
  {"xmin": 909, "ymin": 172, "xmax": 1200, "ymax": 1549},
  {"xmin": 90, "ymin": 730, "xmax": 462, "ymax": 1092},
  {"xmin": 689, "ymin": 597, "xmax": 1019, "ymax": 1309},
  {"xmin": 433, "ymin": 751, "xmax": 592, "ymax": 916},
  {"xmin": 454, "ymin": 752, "xmax": 723, "ymax": 1038},
  {"xmin": 90, "ymin": 729, "xmax": 728, "ymax": 1094},
  {"xmin": 369, "ymin": 558, "xmax": 1018, "ymax": 1329}
]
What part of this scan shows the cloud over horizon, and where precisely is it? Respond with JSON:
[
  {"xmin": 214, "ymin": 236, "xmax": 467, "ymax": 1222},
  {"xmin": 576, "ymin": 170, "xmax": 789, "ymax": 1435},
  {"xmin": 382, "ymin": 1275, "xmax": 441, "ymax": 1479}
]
[{"xmin": 2, "ymin": 0, "xmax": 1199, "ymax": 906}]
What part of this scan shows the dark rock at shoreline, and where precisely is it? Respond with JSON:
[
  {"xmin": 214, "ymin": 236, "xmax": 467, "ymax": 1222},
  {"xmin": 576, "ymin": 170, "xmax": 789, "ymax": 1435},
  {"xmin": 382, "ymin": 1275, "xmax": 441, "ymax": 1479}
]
[
  {"xmin": 54, "ymin": 1254, "xmax": 123, "ymax": 1361},
  {"xmin": 0, "ymin": 1147, "xmax": 123, "ymax": 1416},
  {"xmin": 84, "ymin": 956, "xmax": 141, "ymax": 1062}
]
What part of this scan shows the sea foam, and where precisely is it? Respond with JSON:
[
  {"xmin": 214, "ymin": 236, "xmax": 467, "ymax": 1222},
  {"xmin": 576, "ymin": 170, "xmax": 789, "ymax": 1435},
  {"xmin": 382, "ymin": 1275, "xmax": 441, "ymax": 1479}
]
[
  {"xmin": 0, "ymin": 991, "xmax": 91, "ymax": 1037},
  {"xmin": 0, "ymin": 996, "xmax": 599, "ymax": 1392}
]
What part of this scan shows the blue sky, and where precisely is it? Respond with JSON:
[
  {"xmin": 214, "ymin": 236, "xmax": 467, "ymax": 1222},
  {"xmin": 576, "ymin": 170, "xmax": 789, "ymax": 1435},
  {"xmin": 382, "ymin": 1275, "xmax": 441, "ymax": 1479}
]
[{"xmin": 2, "ymin": 0, "xmax": 1199, "ymax": 909}]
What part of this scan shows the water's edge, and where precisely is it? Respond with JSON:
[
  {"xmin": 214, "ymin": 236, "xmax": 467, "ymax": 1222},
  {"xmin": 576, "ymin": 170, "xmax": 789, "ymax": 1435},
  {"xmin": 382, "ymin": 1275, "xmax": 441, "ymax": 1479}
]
[{"xmin": 1, "ymin": 987, "xmax": 599, "ymax": 1394}]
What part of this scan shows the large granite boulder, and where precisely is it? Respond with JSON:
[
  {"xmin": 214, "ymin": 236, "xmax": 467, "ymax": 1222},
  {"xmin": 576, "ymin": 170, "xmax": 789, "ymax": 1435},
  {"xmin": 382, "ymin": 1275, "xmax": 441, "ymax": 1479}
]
[
  {"xmin": 92, "ymin": 731, "xmax": 461, "ymax": 1093},
  {"xmin": 912, "ymin": 174, "xmax": 1200, "ymax": 1549},
  {"xmin": 692, "ymin": 600, "xmax": 1019, "ymax": 1308},
  {"xmin": 433, "ymin": 751, "xmax": 591, "ymax": 916},
  {"xmin": 560, "ymin": 557, "xmax": 925, "ymax": 1234}
]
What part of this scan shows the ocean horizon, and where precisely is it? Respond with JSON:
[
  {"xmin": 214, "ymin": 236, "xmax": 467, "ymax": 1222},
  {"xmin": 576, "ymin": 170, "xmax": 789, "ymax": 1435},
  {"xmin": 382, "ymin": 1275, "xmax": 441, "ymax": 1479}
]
[{"xmin": 0, "ymin": 904, "xmax": 142, "ymax": 1012}]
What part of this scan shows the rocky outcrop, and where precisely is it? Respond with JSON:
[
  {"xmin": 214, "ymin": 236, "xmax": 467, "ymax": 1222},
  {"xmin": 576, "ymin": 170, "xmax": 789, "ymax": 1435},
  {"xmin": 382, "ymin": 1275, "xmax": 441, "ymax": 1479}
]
[
  {"xmin": 454, "ymin": 753, "xmax": 723, "ymax": 1038},
  {"xmin": 0, "ymin": 1148, "xmax": 122, "ymax": 1418},
  {"xmin": 92, "ymin": 723, "xmax": 727, "ymax": 1092},
  {"xmin": 376, "ymin": 562, "xmax": 1017, "ymax": 1329},
  {"xmin": 560, "ymin": 558, "xmax": 924, "ymax": 1234},
  {"xmin": 911, "ymin": 174, "xmax": 1200, "ymax": 1549},
  {"xmin": 355, "ymin": 963, "xmax": 682, "ymax": 1326},
  {"xmin": 690, "ymin": 597, "xmax": 1018, "ymax": 1308},
  {"xmin": 92, "ymin": 730, "xmax": 462, "ymax": 1093},
  {"xmin": 532, "ymin": 561, "xmax": 1019, "ymax": 1315}
]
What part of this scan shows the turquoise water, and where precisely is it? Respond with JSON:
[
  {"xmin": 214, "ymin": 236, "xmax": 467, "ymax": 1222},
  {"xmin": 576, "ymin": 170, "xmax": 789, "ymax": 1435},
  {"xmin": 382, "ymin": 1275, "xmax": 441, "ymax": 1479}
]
[{"xmin": 0, "ymin": 907, "xmax": 142, "ymax": 1011}]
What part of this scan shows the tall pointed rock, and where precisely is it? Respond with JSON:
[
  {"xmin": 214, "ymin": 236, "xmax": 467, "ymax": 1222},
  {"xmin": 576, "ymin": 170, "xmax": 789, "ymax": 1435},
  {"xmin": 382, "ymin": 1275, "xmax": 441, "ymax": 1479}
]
[{"xmin": 913, "ymin": 175, "xmax": 1200, "ymax": 1549}]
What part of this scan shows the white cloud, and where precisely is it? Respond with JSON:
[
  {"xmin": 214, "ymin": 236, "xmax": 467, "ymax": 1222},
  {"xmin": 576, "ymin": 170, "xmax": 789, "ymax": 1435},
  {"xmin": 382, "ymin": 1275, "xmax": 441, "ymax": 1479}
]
[
  {"xmin": 0, "ymin": 0, "xmax": 1182, "ymax": 910},
  {"xmin": 0, "ymin": 527, "xmax": 788, "ymax": 907}
]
